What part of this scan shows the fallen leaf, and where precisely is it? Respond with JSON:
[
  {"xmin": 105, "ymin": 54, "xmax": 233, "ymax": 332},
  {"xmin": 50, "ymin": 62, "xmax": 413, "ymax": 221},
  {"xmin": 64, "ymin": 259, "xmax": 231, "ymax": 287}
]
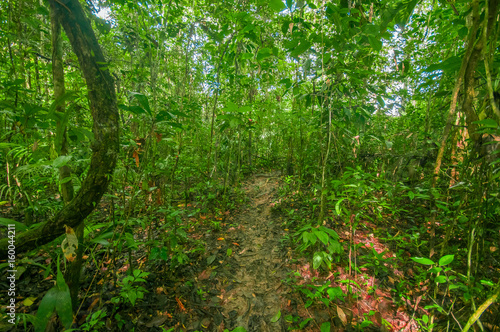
[
  {"xmin": 217, "ymin": 237, "xmax": 225, "ymax": 241},
  {"xmin": 23, "ymin": 297, "xmax": 37, "ymax": 306},
  {"xmin": 146, "ymin": 315, "xmax": 168, "ymax": 328},
  {"xmin": 337, "ymin": 305, "xmax": 347, "ymax": 326},
  {"xmin": 88, "ymin": 297, "xmax": 100, "ymax": 312},
  {"xmin": 176, "ymin": 297, "xmax": 186, "ymax": 312}
]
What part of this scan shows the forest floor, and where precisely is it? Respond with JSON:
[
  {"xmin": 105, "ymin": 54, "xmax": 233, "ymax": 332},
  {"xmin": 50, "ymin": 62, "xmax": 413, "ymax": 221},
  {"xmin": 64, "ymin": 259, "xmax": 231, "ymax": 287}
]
[
  {"xmin": 171, "ymin": 173, "xmax": 421, "ymax": 332},
  {"xmin": 7, "ymin": 173, "xmax": 499, "ymax": 332},
  {"xmin": 192, "ymin": 172, "xmax": 290, "ymax": 332}
]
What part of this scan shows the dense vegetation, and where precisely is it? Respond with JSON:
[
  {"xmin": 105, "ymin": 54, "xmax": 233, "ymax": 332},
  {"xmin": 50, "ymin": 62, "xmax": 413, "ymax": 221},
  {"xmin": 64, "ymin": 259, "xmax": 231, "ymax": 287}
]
[{"xmin": 1, "ymin": 0, "xmax": 499, "ymax": 331}]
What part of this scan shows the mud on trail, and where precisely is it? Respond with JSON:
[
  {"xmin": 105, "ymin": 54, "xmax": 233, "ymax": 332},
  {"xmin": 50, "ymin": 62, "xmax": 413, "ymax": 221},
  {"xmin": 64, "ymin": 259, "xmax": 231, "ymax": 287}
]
[{"xmin": 189, "ymin": 172, "xmax": 290, "ymax": 332}]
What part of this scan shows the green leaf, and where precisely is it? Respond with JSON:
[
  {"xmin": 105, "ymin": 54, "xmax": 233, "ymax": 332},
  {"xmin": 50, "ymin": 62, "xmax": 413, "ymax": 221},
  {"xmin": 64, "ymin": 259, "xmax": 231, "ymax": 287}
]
[
  {"xmin": 377, "ymin": 95, "xmax": 385, "ymax": 107},
  {"xmin": 35, "ymin": 288, "xmax": 58, "ymax": 332},
  {"xmin": 129, "ymin": 92, "xmax": 152, "ymax": 115},
  {"xmin": 257, "ymin": 48, "xmax": 273, "ymax": 61},
  {"xmin": 480, "ymin": 280, "xmax": 494, "ymax": 287},
  {"xmin": 438, "ymin": 254, "xmax": 454, "ymax": 266},
  {"xmin": 231, "ymin": 327, "xmax": 247, "ymax": 332},
  {"xmin": 335, "ymin": 198, "xmax": 345, "ymax": 216},
  {"xmin": 52, "ymin": 155, "xmax": 72, "ymax": 168},
  {"xmin": 368, "ymin": 36, "xmax": 382, "ymax": 51},
  {"xmin": 435, "ymin": 275, "xmax": 447, "ymax": 284},
  {"xmin": 314, "ymin": 229, "xmax": 329, "ymax": 245},
  {"xmin": 207, "ymin": 254, "xmax": 217, "ymax": 265},
  {"xmin": 429, "ymin": 267, "xmax": 443, "ymax": 274},
  {"xmin": 313, "ymin": 252, "xmax": 323, "ymax": 270},
  {"xmin": 327, "ymin": 286, "xmax": 344, "ymax": 300},
  {"xmin": 227, "ymin": 248, "xmax": 233, "ymax": 256},
  {"xmin": 408, "ymin": 191, "xmax": 415, "ymax": 200},
  {"xmin": 128, "ymin": 290, "xmax": 137, "ymax": 305},
  {"xmin": 270, "ymin": 310, "xmax": 281, "ymax": 323},
  {"xmin": 473, "ymin": 119, "xmax": 498, "ymax": 128},
  {"xmin": 411, "ymin": 257, "xmax": 435, "ymax": 265},
  {"xmin": 320, "ymin": 322, "xmax": 331, "ymax": 332},
  {"xmin": 320, "ymin": 226, "xmax": 339, "ymax": 240},
  {"xmin": 55, "ymin": 287, "xmax": 73, "ymax": 328},
  {"xmin": 49, "ymin": 91, "xmax": 78, "ymax": 113},
  {"xmin": 299, "ymin": 318, "xmax": 313, "ymax": 329},
  {"xmin": 290, "ymin": 40, "xmax": 311, "ymax": 58},
  {"xmin": 0, "ymin": 218, "xmax": 28, "ymax": 231},
  {"xmin": 241, "ymin": 52, "xmax": 254, "ymax": 60},
  {"xmin": 269, "ymin": 0, "xmax": 286, "ymax": 12},
  {"xmin": 302, "ymin": 231, "xmax": 317, "ymax": 246}
]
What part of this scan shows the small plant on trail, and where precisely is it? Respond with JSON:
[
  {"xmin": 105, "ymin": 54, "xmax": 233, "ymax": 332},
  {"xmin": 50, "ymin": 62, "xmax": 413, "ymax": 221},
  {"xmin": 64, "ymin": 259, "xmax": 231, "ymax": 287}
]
[
  {"xmin": 294, "ymin": 280, "xmax": 345, "ymax": 308},
  {"xmin": 359, "ymin": 247, "xmax": 393, "ymax": 277},
  {"xmin": 79, "ymin": 309, "xmax": 107, "ymax": 331},
  {"xmin": 294, "ymin": 224, "xmax": 343, "ymax": 270},
  {"xmin": 113, "ymin": 269, "xmax": 150, "ymax": 306}
]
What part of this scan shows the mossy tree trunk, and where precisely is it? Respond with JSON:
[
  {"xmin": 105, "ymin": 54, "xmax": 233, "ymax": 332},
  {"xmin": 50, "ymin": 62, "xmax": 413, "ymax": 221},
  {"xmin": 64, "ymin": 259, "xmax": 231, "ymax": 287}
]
[{"xmin": 0, "ymin": 0, "xmax": 119, "ymax": 258}]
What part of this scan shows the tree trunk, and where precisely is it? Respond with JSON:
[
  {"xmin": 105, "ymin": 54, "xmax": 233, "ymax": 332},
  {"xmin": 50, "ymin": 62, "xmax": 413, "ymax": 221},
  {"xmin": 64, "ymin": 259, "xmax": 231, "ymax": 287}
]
[
  {"xmin": 50, "ymin": 5, "xmax": 84, "ymax": 312},
  {"xmin": 0, "ymin": 0, "xmax": 119, "ymax": 259}
]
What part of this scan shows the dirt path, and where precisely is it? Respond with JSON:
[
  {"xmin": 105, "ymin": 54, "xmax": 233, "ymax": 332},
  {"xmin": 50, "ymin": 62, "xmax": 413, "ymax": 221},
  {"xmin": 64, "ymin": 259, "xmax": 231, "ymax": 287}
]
[{"xmin": 201, "ymin": 172, "xmax": 289, "ymax": 332}]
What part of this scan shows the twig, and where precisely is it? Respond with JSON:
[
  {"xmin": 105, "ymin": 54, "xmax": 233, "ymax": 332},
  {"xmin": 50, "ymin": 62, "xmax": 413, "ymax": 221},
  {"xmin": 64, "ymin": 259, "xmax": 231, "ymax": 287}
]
[{"xmin": 462, "ymin": 284, "xmax": 500, "ymax": 332}]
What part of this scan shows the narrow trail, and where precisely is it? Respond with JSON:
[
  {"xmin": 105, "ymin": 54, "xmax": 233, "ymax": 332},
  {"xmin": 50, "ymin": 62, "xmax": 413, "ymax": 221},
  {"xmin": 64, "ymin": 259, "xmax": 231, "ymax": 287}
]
[{"xmin": 195, "ymin": 172, "xmax": 290, "ymax": 332}]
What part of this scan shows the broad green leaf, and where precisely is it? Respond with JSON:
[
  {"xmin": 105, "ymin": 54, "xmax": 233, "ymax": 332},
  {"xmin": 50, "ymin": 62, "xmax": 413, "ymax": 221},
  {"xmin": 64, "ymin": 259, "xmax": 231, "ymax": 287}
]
[
  {"xmin": 429, "ymin": 267, "xmax": 443, "ymax": 274},
  {"xmin": 299, "ymin": 318, "xmax": 313, "ymax": 329},
  {"xmin": 314, "ymin": 229, "xmax": 329, "ymax": 245},
  {"xmin": 424, "ymin": 55, "xmax": 461, "ymax": 73},
  {"xmin": 0, "ymin": 218, "xmax": 28, "ymax": 231},
  {"xmin": 257, "ymin": 48, "xmax": 272, "ymax": 61},
  {"xmin": 408, "ymin": 191, "xmax": 415, "ymax": 200},
  {"xmin": 368, "ymin": 36, "xmax": 382, "ymax": 51},
  {"xmin": 302, "ymin": 231, "xmax": 317, "ymax": 246},
  {"xmin": 438, "ymin": 254, "xmax": 454, "ymax": 266},
  {"xmin": 474, "ymin": 119, "xmax": 498, "ymax": 128},
  {"xmin": 241, "ymin": 24, "xmax": 255, "ymax": 33},
  {"xmin": 313, "ymin": 252, "xmax": 323, "ymax": 269},
  {"xmin": 320, "ymin": 226, "xmax": 339, "ymax": 240},
  {"xmin": 435, "ymin": 275, "xmax": 447, "ymax": 284},
  {"xmin": 270, "ymin": 310, "xmax": 281, "ymax": 323},
  {"xmin": 269, "ymin": 0, "xmax": 286, "ymax": 12},
  {"xmin": 53, "ymin": 155, "xmax": 72, "ymax": 168},
  {"xmin": 327, "ymin": 286, "xmax": 344, "ymax": 300},
  {"xmin": 411, "ymin": 257, "xmax": 435, "ymax": 265},
  {"xmin": 320, "ymin": 322, "xmax": 331, "ymax": 332},
  {"xmin": 55, "ymin": 287, "xmax": 73, "ymax": 328},
  {"xmin": 129, "ymin": 92, "xmax": 152, "ymax": 115},
  {"xmin": 128, "ymin": 290, "xmax": 137, "ymax": 305},
  {"xmin": 49, "ymin": 91, "xmax": 78, "ymax": 113},
  {"xmin": 231, "ymin": 327, "xmax": 247, "ymax": 332},
  {"xmin": 35, "ymin": 288, "xmax": 58, "ymax": 332},
  {"xmin": 290, "ymin": 40, "xmax": 311, "ymax": 58},
  {"xmin": 241, "ymin": 52, "xmax": 253, "ymax": 60}
]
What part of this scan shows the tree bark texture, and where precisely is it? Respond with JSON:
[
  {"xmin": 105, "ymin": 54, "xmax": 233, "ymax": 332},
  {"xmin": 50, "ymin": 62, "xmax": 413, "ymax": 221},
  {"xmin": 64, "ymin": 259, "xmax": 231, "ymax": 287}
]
[{"xmin": 0, "ymin": 0, "xmax": 119, "ymax": 259}]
